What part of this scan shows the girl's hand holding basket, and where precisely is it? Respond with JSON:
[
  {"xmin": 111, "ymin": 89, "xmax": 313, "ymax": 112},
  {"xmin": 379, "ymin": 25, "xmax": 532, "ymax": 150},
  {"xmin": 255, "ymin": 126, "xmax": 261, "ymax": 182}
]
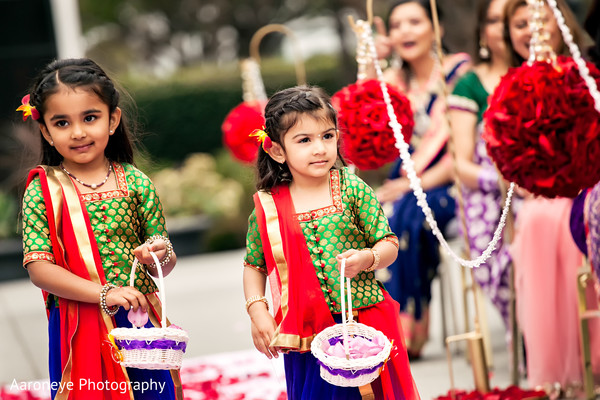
[
  {"xmin": 336, "ymin": 248, "xmax": 379, "ymax": 279},
  {"xmin": 104, "ymin": 285, "xmax": 149, "ymax": 313},
  {"xmin": 134, "ymin": 235, "xmax": 176, "ymax": 277},
  {"xmin": 109, "ymin": 252, "xmax": 189, "ymax": 370}
]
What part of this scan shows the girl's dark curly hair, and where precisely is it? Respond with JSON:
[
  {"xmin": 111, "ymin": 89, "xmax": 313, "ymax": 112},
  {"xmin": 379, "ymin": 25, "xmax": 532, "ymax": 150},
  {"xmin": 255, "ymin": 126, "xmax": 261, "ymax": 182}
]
[
  {"xmin": 256, "ymin": 85, "xmax": 346, "ymax": 192},
  {"xmin": 28, "ymin": 58, "xmax": 136, "ymax": 165}
]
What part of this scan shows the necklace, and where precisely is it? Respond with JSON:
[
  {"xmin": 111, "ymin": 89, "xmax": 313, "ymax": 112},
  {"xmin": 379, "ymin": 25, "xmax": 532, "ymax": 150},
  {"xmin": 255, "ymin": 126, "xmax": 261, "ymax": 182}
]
[
  {"xmin": 406, "ymin": 56, "xmax": 442, "ymax": 136},
  {"xmin": 60, "ymin": 163, "xmax": 113, "ymax": 190}
]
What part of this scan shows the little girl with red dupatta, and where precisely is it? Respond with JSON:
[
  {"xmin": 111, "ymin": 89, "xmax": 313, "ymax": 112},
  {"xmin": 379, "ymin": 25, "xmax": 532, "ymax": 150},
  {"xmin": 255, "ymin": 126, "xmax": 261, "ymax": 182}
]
[
  {"xmin": 242, "ymin": 85, "xmax": 420, "ymax": 400},
  {"xmin": 19, "ymin": 58, "xmax": 182, "ymax": 400}
]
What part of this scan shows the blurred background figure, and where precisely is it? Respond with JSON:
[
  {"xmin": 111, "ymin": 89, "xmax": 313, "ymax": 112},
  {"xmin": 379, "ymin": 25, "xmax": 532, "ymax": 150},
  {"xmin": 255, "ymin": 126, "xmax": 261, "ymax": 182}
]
[
  {"xmin": 372, "ymin": 0, "xmax": 471, "ymax": 360},
  {"xmin": 448, "ymin": 0, "xmax": 517, "ymax": 336},
  {"xmin": 502, "ymin": 0, "xmax": 600, "ymax": 394},
  {"xmin": 584, "ymin": 0, "xmax": 600, "ymax": 66}
]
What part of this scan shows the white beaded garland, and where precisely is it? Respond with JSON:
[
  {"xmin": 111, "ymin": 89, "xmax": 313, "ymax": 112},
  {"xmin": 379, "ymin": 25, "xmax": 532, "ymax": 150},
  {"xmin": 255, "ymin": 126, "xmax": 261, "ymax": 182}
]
[
  {"xmin": 355, "ymin": 19, "xmax": 515, "ymax": 269},
  {"xmin": 241, "ymin": 58, "xmax": 267, "ymax": 103},
  {"xmin": 544, "ymin": 0, "xmax": 600, "ymax": 114}
]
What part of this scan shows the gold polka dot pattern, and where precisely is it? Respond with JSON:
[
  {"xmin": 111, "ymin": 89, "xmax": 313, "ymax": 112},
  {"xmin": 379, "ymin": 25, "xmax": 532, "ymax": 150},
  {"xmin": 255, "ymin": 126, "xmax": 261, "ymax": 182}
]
[
  {"xmin": 244, "ymin": 167, "xmax": 397, "ymax": 312},
  {"xmin": 22, "ymin": 163, "xmax": 168, "ymax": 307}
]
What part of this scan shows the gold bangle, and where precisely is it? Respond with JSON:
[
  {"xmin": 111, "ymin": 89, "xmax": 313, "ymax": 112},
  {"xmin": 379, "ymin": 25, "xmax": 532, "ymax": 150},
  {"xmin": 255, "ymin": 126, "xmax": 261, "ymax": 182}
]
[
  {"xmin": 245, "ymin": 295, "xmax": 269, "ymax": 313},
  {"xmin": 365, "ymin": 248, "xmax": 380, "ymax": 272}
]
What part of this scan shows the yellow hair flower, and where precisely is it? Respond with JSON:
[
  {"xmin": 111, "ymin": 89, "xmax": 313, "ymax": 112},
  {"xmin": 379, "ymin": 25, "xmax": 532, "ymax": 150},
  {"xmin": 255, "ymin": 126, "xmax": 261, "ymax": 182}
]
[
  {"xmin": 250, "ymin": 127, "xmax": 272, "ymax": 153},
  {"xmin": 16, "ymin": 94, "xmax": 40, "ymax": 121}
]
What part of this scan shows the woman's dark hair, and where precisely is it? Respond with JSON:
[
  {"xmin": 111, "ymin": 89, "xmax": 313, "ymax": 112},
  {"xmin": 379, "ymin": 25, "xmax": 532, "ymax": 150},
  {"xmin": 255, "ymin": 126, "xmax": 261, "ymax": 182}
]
[
  {"xmin": 256, "ymin": 85, "xmax": 346, "ymax": 192},
  {"xmin": 474, "ymin": 0, "xmax": 496, "ymax": 63},
  {"xmin": 503, "ymin": 0, "xmax": 583, "ymax": 67},
  {"xmin": 28, "ymin": 58, "xmax": 136, "ymax": 165},
  {"xmin": 387, "ymin": 0, "xmax": 443, "ymax": 24},
  {"xmin": 584, "ymin": 0, "xmax": 600, "ymax": 67}
]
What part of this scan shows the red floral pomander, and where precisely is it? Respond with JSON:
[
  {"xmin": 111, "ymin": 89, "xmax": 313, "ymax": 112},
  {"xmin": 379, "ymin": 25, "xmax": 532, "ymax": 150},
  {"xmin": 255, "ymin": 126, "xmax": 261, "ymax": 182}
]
[
  {"xmin": 483, "ymin": 56, "xmax": 600, "ymax": 198},
  {"xmin": 435, "ymin": 386, "xmax": 547, "ymax": 400},
  {"xmin": 221, "ymin": 100, "xmax": 267, "ymax": 163},
  {"xmin": 332, "ymin": 79, "xmax": 414, "ymax": 170}
]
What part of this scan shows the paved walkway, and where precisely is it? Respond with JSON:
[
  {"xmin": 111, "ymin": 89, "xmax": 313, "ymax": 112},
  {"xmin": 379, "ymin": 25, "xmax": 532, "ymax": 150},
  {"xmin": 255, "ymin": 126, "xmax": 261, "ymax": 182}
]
[{"xmin": 0, "ymin": 248, "xmax": 520, "ymax": 399}]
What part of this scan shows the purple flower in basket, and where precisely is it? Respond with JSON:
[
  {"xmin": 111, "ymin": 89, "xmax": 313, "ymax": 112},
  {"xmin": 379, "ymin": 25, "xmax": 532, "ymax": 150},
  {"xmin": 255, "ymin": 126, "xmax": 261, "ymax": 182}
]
[
  {"xmin": 116, "ymin": 339, "xmax": 187, "ymax": 352},
  {"xmin": 322, "ymin": 333, "xmax": 386, "ymax": 359},
  {"xmin": 316, "ymin": 360, "xmax": 384, "ymax": 378}
]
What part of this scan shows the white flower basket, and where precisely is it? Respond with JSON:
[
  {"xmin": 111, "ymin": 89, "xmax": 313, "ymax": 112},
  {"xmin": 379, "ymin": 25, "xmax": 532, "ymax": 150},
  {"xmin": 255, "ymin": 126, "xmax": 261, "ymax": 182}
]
[
  {"xmin": 109, "ymin": 252, "xmax": 189, "ymax": 370},
  {"xmin": 311, "ymin": 259, "xmax": 392, "ymax": 387}
]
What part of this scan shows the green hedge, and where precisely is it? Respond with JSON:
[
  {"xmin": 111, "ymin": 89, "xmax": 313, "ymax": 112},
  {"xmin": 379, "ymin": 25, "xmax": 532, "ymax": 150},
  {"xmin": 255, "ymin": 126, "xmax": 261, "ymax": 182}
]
[{"xmin": 124, "ymin": 55, "xmax": 349, "ymax": 163}]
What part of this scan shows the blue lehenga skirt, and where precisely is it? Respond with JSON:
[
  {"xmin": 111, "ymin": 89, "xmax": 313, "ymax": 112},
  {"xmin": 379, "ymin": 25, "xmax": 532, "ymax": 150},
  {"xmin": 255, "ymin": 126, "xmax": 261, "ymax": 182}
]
[{"xmin": 48, "ymin": 300, "xmax": 176, "ymax": 400}]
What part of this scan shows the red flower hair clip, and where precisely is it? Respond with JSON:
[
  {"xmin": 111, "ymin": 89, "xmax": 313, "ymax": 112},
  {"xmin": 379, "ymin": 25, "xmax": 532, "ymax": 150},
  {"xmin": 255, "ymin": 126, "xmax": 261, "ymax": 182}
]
[
  {"xmin": 16, "ymin": 94, "xmax": 40, "ymax": 121},
  {"xmin": 250, "ymin": 127, "xmax": 272, "ymax": 154}
]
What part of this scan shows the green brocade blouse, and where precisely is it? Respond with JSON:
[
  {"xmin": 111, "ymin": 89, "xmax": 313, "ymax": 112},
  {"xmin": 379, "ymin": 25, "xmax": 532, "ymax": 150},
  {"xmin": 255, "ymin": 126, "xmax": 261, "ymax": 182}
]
[
  {"xmin": 244, "ymin": 168, "xmax": 399, "ymax": 313},
  {"xmin": 22, "ymin": 163, "xmax": 167, "ymax": 307}
]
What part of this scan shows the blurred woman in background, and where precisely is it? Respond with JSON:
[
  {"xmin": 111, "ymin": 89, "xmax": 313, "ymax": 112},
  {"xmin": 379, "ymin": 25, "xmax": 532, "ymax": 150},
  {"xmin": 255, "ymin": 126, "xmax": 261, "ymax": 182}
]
[
  {"xmin": 502, "ymin": 0, "xmax": 600, "ymax": 393},
  {"xmin": 448, "ymin": 0, "xmax": 516, "ymax": 335},
  {"xmin": 373, "ymin": 0, "xmax": 471, "ymax": 359}
]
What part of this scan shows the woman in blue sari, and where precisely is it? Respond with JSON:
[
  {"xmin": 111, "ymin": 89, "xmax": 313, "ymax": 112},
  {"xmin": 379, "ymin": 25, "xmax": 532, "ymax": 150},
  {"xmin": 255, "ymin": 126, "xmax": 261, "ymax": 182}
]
[{"xmin": 373, "ymin": 0, "xmax": 470, "ymax": 359}]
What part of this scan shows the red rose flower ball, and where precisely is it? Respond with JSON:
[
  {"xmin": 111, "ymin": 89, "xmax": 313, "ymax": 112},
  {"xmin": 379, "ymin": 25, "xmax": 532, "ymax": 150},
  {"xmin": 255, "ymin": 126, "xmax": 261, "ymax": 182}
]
[
  {"xmin": 483, "ymin": 56, "xmax": 600, "ymax": 198},
  {"xmin": 332, "ymin": 79, "xmax": 414, "ymax": 170},
  {"xmin": 222, "ymin": 100, "xmax": 267, "ymax": 164}
]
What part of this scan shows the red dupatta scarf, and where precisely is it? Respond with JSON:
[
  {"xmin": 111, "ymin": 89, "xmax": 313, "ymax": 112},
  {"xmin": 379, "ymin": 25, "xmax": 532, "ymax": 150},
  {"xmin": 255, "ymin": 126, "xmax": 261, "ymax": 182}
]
[
  {"xmin": 27, "ymin": 166, "xmax": 183, "ymax": 400},
  {"xmin": 253, "ymin": 185, "xmax": 335, "ymax": 352},
  {"xmin": 254, "ymin": 184, "xmax": 420, "ymax": 399}
]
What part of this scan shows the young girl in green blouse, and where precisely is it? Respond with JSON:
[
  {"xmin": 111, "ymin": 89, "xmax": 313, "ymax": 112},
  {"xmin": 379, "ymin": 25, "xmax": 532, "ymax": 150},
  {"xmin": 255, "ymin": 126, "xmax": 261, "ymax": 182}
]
[
  {"xmin": 19, "ymin": 58, "xmax": 181, "ymax": 399},
  {"xmin": 242, "ymin": 85, "xmax": 420, "ymax": 400}
]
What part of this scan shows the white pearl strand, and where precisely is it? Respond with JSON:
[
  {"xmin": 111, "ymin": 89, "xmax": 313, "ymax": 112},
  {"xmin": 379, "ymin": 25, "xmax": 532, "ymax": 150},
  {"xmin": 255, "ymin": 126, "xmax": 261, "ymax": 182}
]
[
  {"xmin": 545, "ymin": 0, "xmax": 600, "ymax": 114},
  {"xmin": 355, "ymin": 19, "xmax": 515, "ymax": 269},
  {"xmin": 241, "ymin": 58, "xmax": 267, "ymax": 102},
  {"xmin": 526, "ymin": 0, "xmax": 556, "ymax": 64}
]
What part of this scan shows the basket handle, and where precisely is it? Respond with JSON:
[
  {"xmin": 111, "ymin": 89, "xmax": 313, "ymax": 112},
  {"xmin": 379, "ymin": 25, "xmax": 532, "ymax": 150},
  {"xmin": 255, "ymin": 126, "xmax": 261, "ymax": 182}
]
[
  {"xmin": 339, "ymin": 258, "xmax": 354, "ymax": 359},
  {"xmin": 130, "ymin": 252, "xmax": 166, "ymax": 328},
  {"xmin": 249, "ymin": 24, "xmax": 306, "ymax": 86}
]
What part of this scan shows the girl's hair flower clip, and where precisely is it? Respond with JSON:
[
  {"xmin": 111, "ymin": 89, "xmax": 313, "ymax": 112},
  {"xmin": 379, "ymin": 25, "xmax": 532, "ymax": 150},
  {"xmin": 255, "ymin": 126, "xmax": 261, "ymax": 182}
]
[
  {"xmin": 16, "ymin": 94, "xmax": 40, "ymax": 121},
  {"xmin": 250, "ymin": 127, "xmax": 272, "ymax": 153}
]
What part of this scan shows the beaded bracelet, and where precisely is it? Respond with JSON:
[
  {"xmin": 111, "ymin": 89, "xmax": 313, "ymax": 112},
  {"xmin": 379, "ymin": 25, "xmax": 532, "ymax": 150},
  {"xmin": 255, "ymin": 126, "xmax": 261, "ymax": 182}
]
[
  {"xmin": 364, "ymin": 248, "xmax": 380, "ymax": 272},
  {"xmin": 145, "ymin": 234, "xmax": 173, "ymax": 268},
  {"xmin": 245, "ymin": 295, "xmax": 269, "ymax": 313},
  {"xmin": 100, "ymin": 283, "xmax": 119, "ymax": 316}
]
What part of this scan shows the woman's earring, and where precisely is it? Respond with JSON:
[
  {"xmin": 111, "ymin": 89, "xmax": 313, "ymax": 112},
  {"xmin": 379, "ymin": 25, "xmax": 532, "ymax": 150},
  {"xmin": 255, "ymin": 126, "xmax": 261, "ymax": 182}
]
[
  {"xmin": 50, "ymin": 140, "xmax": 54, "ymax": 146},
  {"xmin": 392, "ymin": 53, "xmax": 403, "ymax": 69},
  {"xmin": 109, "ymin": 129, "xmax": 114, "ymax": 133},
  {"xmin": 479, "ymin": 40, "xmax": 490, "ymax": 60}
]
